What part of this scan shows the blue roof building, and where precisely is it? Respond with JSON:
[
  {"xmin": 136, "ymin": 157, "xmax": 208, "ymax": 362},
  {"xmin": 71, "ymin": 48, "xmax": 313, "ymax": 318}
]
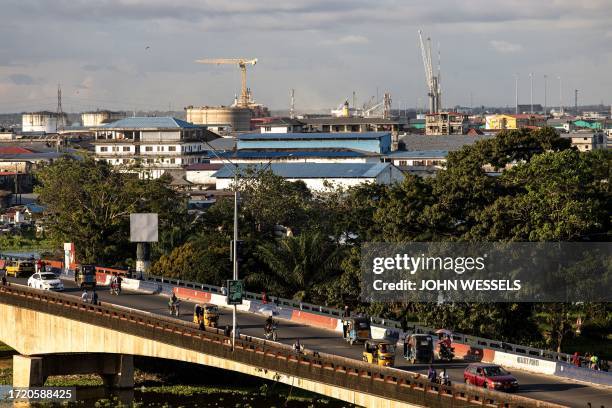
[
  {"xmin": 212, "ymin": 162, "xmax": 404, "ymax": 191},
  {"xmin": 236, "ymin": 132, "xmax": 392, "ymax": 154}
]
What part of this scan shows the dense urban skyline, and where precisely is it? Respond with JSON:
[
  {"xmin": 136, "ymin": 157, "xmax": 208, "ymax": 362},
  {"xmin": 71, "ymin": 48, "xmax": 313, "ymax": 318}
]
[{"xmin": 0, "ymin": 0, "xmax": 611, "ymax": 113}]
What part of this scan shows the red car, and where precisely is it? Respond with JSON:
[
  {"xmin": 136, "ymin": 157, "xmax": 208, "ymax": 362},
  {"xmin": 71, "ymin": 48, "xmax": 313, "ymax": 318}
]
[{"xmin": 464, "ymin": 363, "xmax": 519, "ymax": 392}]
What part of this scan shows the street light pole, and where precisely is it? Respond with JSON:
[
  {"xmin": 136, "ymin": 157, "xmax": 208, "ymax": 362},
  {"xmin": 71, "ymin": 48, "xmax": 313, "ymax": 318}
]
[
  {"xmin": 232, "ymin": 166, "xmax": 238, "ymax": 350},
  {"xmin": 558, "ymin": 76, "xmax": 563, "ymax": 115},
  {"xmin": 514, "ymin": 74, "xmax": 519, "ymax": 115},
  {"xmin": 529, "ymin": 73, "xmax": 533, "ymax": 114},
  {"xmin": 544, "ymin": 74, "xmax": 548, "ymax": 117}
]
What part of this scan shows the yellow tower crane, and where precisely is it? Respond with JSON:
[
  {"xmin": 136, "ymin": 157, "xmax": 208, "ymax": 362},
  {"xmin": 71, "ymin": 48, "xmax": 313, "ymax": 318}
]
[{"xmin": 195, "ymin": 58, "xmax": 258, "ymax": 108}]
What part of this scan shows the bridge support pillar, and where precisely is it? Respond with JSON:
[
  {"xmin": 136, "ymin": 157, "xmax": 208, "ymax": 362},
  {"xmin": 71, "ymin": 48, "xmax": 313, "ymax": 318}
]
[
  {"xmin": 13, "ymin": 355, "xmax": 44, "ymax": 387},
  {"xmin": 12, "ymin": 354, "xmax": 134, "ymax": 389},
  {"xmin": 101, "ymin": 354, "xmax": 134, "ymax": 389}
]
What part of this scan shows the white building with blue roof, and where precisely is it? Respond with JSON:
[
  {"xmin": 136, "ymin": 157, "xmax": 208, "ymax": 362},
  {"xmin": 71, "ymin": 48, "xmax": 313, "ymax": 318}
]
[
  {"xmin": 236, "ymin": 132, "xmax": 392, "ymax": 154},
  {"xmin": 212, "ymin": 162, "xmax": 404, "ymax": 191},
  {"xmin": 92, "ymin": 117, "xmax": 217, "ymax": 178}
]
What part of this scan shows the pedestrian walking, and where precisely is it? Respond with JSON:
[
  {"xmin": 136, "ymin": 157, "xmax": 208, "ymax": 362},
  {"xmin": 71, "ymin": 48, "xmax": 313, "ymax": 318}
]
[
  {"xmin": 1, "ymin": 275, "xmax": 7, "ymax": 286},
  {"xmin": 92, "ymin": 290, "xmax": 99, "ymax": 306}
]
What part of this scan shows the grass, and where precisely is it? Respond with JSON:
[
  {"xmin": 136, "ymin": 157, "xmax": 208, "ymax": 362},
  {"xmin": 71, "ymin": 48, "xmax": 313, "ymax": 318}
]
[{"xmin": 0, "ymin": 232, "xmax": 55, "ymax": 251}]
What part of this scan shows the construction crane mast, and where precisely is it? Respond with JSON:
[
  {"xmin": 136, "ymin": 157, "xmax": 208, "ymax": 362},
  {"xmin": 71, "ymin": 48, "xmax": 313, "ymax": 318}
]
[
  {"xmin": 418, "ymin": 30, "xmax": 441, "ymax": 113},
  {"xmin": 195, "ymin": 58, "xmax": 258, "ymax": 108}
]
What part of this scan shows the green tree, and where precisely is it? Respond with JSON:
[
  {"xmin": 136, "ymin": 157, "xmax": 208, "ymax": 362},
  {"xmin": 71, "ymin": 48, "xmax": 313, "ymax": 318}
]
[
  {"xmin": 247, "ymin": 231, "xmax": 344, "ymax": 302},
  {"xmin": 35, "ymin": 157, "xmax": 187, "ymax": 264}
]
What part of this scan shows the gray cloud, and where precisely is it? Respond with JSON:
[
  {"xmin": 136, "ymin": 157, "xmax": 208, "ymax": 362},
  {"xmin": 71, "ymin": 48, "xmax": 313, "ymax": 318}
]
[
  {"xmin": 0, "ymin": 0, "xmax": 610, "ymax": 112},
  {"xmin": 6, "ymin": 74, "xmax": 39, "ymax": 85}
]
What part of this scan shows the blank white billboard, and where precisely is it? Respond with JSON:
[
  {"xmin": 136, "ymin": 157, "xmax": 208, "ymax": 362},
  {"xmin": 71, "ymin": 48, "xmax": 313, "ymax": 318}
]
[{"xmin": 130, "ymin": 213, "xmax": 158, "ymax": 242}]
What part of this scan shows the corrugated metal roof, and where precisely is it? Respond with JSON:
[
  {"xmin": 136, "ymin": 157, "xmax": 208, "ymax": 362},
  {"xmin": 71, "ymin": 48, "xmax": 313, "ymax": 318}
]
[
  {"xmin": 101, "ymin": 117, "xmax": 201, "ymax": 129},
  {"xmin": 384, "ymin": 150, "xmax": 448, "ymax": 158},
  {"xmin": 238, "ymin": 132, "xmax": 390, "ymax": 141},
  {"xmin": 399, "ymin": 134, "xmax": 493, "ymax": 152},
  {"xmin": 217, "ymin": 149, "xmax": 376, "ymax": 159},
  {"xmin": 213, "ymin": 163, "xmax": 392, "ymax": 179}
]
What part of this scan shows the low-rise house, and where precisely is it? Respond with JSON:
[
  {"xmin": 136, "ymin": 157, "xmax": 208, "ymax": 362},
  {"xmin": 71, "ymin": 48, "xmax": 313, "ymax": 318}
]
[
  {"xmin": 561, "ymin": 132, "xmax": 607, "ymax": 152},
  {"xmin": 383, "ymin": 150, "xmax": 447, "ymax": 168}
]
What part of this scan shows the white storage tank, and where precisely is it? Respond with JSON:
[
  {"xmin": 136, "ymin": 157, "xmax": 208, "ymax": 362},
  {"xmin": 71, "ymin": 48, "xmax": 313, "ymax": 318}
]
[
  {"xmin": 22, "ymin": 111, "xmax": 65, "ymax": 133},
  {"xmin": 81, "ymin": 110, "xmax": 127, "ymax": 127},
  {"xmin": 185, "ymin": 106, "xmax": 252, "ymax": 132}
]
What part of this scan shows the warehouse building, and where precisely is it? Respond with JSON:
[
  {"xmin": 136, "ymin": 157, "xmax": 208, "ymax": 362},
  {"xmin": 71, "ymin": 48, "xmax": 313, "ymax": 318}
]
[
  {"xmin": 236, "ymin": 132, "xmax": 392, "ymax": 154},
  {"xmin": 212, "ymin": 162, "xmax": 404, "ymax": 191}
]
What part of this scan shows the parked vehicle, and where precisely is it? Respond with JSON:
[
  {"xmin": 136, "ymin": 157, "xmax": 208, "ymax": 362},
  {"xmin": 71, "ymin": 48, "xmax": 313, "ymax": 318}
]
[
  {"xmin": 403, "ymin": 334, "xmax": 434, "ymax": 364},
  {"xmin": 27, "ymin": 272, "xmax": 64, "ymax": 291},
  {"xmin": 362, "ymin": 340, "xmax": 396, "ymax": 367},
  {"xmin": 341, "ymin": 317, "xmax": 371, "ymax": 345},
  {"xmin": 74, "ymin": 264, "xmax": 96, "ymax": 289},
  {"xmin": 5, "ymin": 260, "xmax": 35, "ymax": 278},
  {"xmin": 464, "ymin": 363, "xmax": 519, "ymax": 392}
]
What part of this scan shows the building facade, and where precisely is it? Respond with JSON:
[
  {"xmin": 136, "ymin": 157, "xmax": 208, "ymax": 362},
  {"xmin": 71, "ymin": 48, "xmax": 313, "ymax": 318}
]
[
  {"xmin": 236, "ymin": 132, "xmax": 392, "ymax": 154},
  {"xmin": 425, "ymin": 112, "xmax": 468, "ymax": 135},
  {"xmin": 562, "ymin": 132, "xmax": 607, "ymax": 152},
  {"xmin": 22, "ymin": 112, "xmax": 67, "ymax": 134},
  {"xmin": 485, "ymin": 114, "xmax": 546, "ymax": 130},
  {"xmin": 92, "ymin": 117, "xmax": 215, "ymax": 178}
]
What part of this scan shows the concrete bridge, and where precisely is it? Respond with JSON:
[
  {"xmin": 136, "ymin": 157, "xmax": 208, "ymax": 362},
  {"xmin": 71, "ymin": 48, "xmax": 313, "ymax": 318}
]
[{"xmin": 0, "ymin": 285, "xmax": 564, "ymax": 408}]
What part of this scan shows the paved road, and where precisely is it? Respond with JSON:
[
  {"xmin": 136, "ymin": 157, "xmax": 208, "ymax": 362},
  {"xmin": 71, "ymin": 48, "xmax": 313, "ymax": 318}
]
[{"xmin": 8, "ymin": 278, "xmax": 612, "ymax": 407}]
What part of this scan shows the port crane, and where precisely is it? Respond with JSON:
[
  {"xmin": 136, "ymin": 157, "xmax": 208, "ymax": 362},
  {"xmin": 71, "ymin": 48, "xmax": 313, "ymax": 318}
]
[
  {"xmin": 418, "ymin": 30, "xmax": 441, "ymax": 113},
  {"xmin": 195, "ymin": 58, "xmax": 258, "ymax": 108}
]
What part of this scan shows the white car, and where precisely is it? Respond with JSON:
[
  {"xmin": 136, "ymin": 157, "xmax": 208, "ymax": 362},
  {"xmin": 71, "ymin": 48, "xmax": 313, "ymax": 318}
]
[{"xmin": 28, "ymin": 272, "xmax": 64, "ymax": 291}]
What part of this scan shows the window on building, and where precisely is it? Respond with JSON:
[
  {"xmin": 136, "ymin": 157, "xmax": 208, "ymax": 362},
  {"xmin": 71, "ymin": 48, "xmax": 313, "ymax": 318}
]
[
  {"xmin": 264, "ymin": 126, "xmax": 272, "ymax": 132},
  {"xmin": 168, "ymin": 146, "xmax": 176, "ymax": 152},
  {"xmin": 157, "ymin": 146, "xmax": 164, "ymax": 152},
  {"xmin": 112, "ymin": 146, "xmax": 119, "ymax": 152},
  {"xmin": 169, "ymin": 158, "xmax": 175, "ymax": 164},
  {"xmin": 123, "ymin": 146, "xmax": 130, "ymax": 152},
  {"xmin": 398, "ymin": 160, "xmax": 407, "ymax": 166},
  {"xmin": 145, "ymin": 146, "xmax": 153, "ymax": 152},
  {"xmin": 100, "ymin": 146, "xmax": 108, "ymax": 152}
]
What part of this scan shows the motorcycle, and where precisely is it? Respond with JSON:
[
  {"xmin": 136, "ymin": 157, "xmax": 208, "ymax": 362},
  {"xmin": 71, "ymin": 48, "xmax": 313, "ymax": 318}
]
[
  {"xmin": 168, "ymin": 301, "xmax": 181, "ymax": 316},
  {"xmin": 264, "ymin": 322, "xmax": 278, "ymax": 341},
  {"xmin": 436, "ymin": 376, "xmax": 452, "ymax": 386},
  {"xmin": 109, "ymin": 282, "xmax": 120, "ymax": 296},
  {"xmin": 438, "ymin": 343, "xmax": 455, "ymax": 362}
]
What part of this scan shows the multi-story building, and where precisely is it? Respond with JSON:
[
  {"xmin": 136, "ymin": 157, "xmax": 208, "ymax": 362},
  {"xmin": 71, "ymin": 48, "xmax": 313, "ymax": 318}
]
[
  {"xmin": 425, "ymin": 112, "xmax": 468, "ymax": 135},
  {"xmin": 92, "ymin": 117, "xmax": 216, "ymax": 178},
  {"xmin": 236, "ymin": 132, "xmax": 392, "ymax": 154}
]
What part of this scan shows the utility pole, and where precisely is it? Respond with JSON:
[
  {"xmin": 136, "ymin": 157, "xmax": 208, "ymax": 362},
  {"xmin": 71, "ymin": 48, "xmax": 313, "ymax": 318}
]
[
  {"xmin": 529, "ymin": 73, "xmax": 534, "ymax": 114},
  {"xmin": 558, "ymin": 76, "xmax": 563, "ymax": 115},
  {"xmin": 544, "ymin": 74, "xmax": 548, "ymax": 117},
  {"xmin": 574, "ymin": 89, "xmax": 579, "ymax": 116},
  {"xmin": 232, "ymin": 167, "xmax": 238, "ymax": 350},
  {"xmin": 514, "ymin": 74, "xmax": 519, "ymax": 114}
]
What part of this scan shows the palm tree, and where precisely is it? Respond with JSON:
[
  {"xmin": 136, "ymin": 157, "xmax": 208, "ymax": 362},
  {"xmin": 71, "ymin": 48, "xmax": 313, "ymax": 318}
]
[{"xmin": 249, "ymin": 231, "xmax": 343, "ymax": 301}]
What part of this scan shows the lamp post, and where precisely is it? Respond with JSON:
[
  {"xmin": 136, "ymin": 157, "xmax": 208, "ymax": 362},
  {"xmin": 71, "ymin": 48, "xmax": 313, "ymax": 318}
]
[
  {"xmin": 558, "ymin": 76, "xmax": 563, "ymax": 115},
  {"xmin": 529, "ymin": 73, "xmax": 533, "ymax": 114},
  {"xmin": 232, "ymin": 167, "xmax": 238, "ymax": 350},
  {"xmin": 544, "ymin": 74, "xmax": 548, "ymax": 117},
  {"xmin": 514, "ymin": 74, "xmax": 519, "ymax": 115}
]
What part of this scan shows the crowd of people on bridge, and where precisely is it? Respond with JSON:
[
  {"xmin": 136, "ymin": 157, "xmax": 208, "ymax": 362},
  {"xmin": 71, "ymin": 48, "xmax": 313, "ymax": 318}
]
[{"xmin": 572, "ymin": 352, "xmax": 609, "ymax": 371}]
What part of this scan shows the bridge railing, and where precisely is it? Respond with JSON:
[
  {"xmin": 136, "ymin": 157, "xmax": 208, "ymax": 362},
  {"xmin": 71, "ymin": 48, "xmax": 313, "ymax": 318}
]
[
  {"xmin": 0, "ymin": 283, "xmax": 565, "ymax": 408},
  {"xmin": 0, "ymin": 253, "xmax": 596, "ymax": 367}
]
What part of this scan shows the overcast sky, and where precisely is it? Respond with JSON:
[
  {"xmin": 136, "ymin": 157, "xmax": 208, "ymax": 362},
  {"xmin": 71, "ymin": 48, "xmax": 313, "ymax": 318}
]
[{"xmin": 1, "ymin": 0, "xmax": 611, "ymax": 113}]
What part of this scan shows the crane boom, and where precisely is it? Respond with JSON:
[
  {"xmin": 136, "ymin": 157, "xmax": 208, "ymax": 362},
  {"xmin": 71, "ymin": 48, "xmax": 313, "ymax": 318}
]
[
  {"xmin": 195, "ymin": 58, "xmax": 258, "ymax": 107},
  {"xmin": 417, "ymin": 30, "xmax": 441, "ymax": 113}
]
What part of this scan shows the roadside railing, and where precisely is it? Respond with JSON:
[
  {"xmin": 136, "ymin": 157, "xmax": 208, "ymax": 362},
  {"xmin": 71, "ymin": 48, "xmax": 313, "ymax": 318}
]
[
  {"xmin": 0, "ymin": 283, "xmax": 566, "ymax": 408},
  {"xmin": 0, "ymin": 252, "xmax": 604, "ymax": 370}
]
